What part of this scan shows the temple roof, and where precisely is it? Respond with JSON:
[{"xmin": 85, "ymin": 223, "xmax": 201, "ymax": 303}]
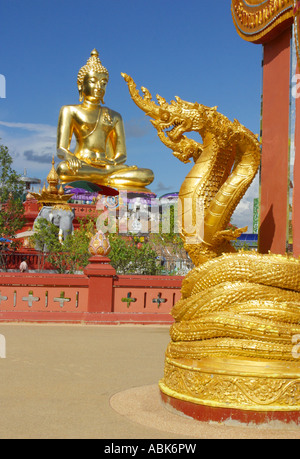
[{"xmin": 28, "ymin": 157, "xmax": 72, "ymax": 208}]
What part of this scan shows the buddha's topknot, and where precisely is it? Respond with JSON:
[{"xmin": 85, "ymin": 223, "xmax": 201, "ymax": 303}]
[{"xmin": 77, "ymin": 49, "xmax": 109, "ymax": 88}]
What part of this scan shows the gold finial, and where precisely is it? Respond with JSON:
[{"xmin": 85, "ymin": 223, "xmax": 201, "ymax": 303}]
[
  {"xmin": 29, "ymin": 157, "xmax": 73, "ymax": 208},
  {"xmin": 91, "ymin": 49, "xmax": 99, "ymax": 58},
  {"xmin": 47, "ymin": 156, "xmax": 59, "ymax": 195}
]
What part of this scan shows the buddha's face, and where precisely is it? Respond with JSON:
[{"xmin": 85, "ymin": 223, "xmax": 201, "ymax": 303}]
[{"xmin": 81, "ymin": 71, "xmax": 108, "ymax": 104}]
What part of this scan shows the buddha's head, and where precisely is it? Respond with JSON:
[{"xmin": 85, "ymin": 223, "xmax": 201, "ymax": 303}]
[{"xmin": 77, "ymin": 49, "xmax": 109, "ymax": 104}]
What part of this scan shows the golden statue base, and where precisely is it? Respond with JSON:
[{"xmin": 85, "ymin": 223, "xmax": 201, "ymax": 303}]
[{"xmin": 159, "ymin": 357, "xmax": 300, "ymax": 422}]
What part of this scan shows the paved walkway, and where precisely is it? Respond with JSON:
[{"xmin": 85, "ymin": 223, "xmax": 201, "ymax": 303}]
[{"xmin": 0, "ymin": 323, "xmax": 299, "ymax": 439}]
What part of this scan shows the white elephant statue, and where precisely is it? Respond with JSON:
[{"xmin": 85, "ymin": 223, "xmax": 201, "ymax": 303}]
[
  {"xmin": 48, "ymin": 208, "xmax": 75, "ymax": 242},
  {"xmin": 33, "ymin": 206, "xmax": 75, "ymax": 250}
]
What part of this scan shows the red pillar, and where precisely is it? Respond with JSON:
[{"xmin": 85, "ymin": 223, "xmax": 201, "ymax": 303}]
[
  {"xmin": 293, "ymin": 67, "xmax": 300, "ymax": 257},
  {"xmin": 84, "ymin": 256, "xmax": 116, "ymax": 313},
  {"xmin": 259, "ymin": 27, "xmax": 291, "ymax": 254}
]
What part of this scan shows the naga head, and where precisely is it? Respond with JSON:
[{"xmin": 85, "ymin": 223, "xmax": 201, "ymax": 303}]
[
  {"xmin": 150, "ymin": 95, "xmax": 202, "ymax": 142},
  {"xmin": 122, "ymin": 73, "xmax": 207, "ymax": 144}
]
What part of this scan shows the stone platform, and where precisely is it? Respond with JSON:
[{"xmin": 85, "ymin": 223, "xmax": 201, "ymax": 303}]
[
  {"xmin": 1, "ymin": 322, "xmax": 300, "ymax": 439},
  {"xmin": 159, "ymin": 357, "xmax": 300, "ymax": 426}
]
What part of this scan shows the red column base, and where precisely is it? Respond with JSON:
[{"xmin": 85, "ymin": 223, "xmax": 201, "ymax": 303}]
[{"xmin": 160, "ymin": 391, "xmax": 300, "ymax": 426}]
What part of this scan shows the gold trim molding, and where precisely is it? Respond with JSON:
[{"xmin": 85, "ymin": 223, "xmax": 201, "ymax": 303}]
[
  {"xmin": 231, "ymin": 0, "xmax": 293, "ymax": 43},
  {"xmin": 159, "ymin": 357, "xmax": 300, "ymax": 412}
]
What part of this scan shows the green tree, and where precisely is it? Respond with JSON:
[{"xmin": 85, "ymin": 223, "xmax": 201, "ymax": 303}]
[
  {"xmin": 32, "ymin": 217, "xmax": 61, "ymax": 253},
  {"xmin": 148, "ymin": 204, "xmax": 187, "ymax": 273},
  {"xmin": 0, "ymin": 143, "xmax": 25, "ymax": 202},
  {"xmin": 103, "ymin": 202, "xmax": 188, "ymax": 275},
  {"xmin": 0, "ymin": 142, "xmax": 25, "ymax": 245},
  {"xmin": 108, "ymin": 234, "xmax": 162, "ymax": 275},
  {"xmin": 0, "ymin": 196, "xmax": 25, "ymax": 241},
  {"xmin": 32, "ymin": 217, "xmax": 94, "ymax": 273}
]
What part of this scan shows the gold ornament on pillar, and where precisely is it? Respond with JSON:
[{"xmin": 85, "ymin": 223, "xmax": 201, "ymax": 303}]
[
  {"xmin": 88, "ymin": 230, "xmax": 111, "ymax": 257},
  {"xmin": 231, "ymin": 0, "xmax": 300, "ymax": 69},
  {"xmin": 231, "ymin": 0, "xmax": 294, "ymax": 44}
]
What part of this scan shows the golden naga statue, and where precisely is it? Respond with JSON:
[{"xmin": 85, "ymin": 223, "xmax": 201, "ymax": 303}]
[
  {"xmin": 123, "ymin": 73, "xmax": 300, "ymax": 413},
  {"xmin": 56, "ymin": 50, "xmax": 154, "ymax": 190}
]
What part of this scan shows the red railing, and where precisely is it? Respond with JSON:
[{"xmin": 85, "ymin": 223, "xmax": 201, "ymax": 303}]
[
  {"xmin": 0, "ymin": 256, "xmax": 183, "ymax": 324},
  {"xmin": 0, "ymin": 250, "xmax": 54, "ymax": 271}
]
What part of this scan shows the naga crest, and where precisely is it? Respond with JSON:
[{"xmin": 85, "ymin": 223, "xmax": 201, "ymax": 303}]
[
  {"xmin": 122, "ymin": 73, "xmax": 261, "ymax": 266},
  {"xmin": 122, "ymin": 73, "xmax": 211, "ymax": 164}
]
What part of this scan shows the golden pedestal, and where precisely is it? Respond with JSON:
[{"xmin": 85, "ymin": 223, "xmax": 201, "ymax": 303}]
[
  {"xmin": 160, "ymin": 357, "xmax": 300, "ymax": 412},
  {"xmin": 159, "ymin": 357, "xmax": 300, "ymax": 425}
]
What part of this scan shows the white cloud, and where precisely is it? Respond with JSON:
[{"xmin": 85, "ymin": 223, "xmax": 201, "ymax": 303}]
[
  {"xmin": 0, "ymin": 121, "xmax": 56, "ymax": 133},
  {"xmin": 0, "ymin": 121, "xmax": 57, "ymax": 178},
  {"xmin": 231, "ymin": 174, "xmax": 260, "ymax": 232}
]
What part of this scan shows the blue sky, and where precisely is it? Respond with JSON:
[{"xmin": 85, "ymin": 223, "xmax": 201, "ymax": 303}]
[{"xmin": 0, "ymin": 0, "xmax": 263, "ymax": 230}]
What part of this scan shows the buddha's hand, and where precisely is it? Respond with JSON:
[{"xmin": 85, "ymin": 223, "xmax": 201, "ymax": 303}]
[
  {"xmin": 95, "ymin": 159, "xmax": 116, "ymax": 168},
  {"xmin": 104, "ymin": 159, "xmax": 115, "ymax": 166},
  {"xmin": 66, "ymin": 157, "xmax": 82, "ymax": 174}
]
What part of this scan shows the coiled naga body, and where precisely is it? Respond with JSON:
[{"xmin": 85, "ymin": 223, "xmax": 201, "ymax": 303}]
[{"xmin": 123, "ymin": 73, "xmax": 300, "ymax": 413}]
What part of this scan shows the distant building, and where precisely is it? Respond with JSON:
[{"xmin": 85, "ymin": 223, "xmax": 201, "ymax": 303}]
[
  {"xmin": 20, "ymin": 169, "xmax": 41, "ymax": 192},
  {"xmin": 235, "ymin": 234, "xmax": 258, "ymax": 251},
  {"xmin": 159, "ymin": 192, "xmax": 179, "ymax": 206}
]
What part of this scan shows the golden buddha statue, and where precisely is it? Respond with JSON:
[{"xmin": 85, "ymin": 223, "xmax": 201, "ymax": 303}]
[{"xmin": 56, "ymin": 49, "xmax": 154, "ymax": 190}]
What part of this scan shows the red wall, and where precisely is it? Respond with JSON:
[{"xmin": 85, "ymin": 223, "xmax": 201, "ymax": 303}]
[
  {"xmin": 293, "ymin": 65, "xmax": 300, "ymax": 257},
  {"xmin": 0, "ymin": 256, "xmax": 182, "ymax": 324}
]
